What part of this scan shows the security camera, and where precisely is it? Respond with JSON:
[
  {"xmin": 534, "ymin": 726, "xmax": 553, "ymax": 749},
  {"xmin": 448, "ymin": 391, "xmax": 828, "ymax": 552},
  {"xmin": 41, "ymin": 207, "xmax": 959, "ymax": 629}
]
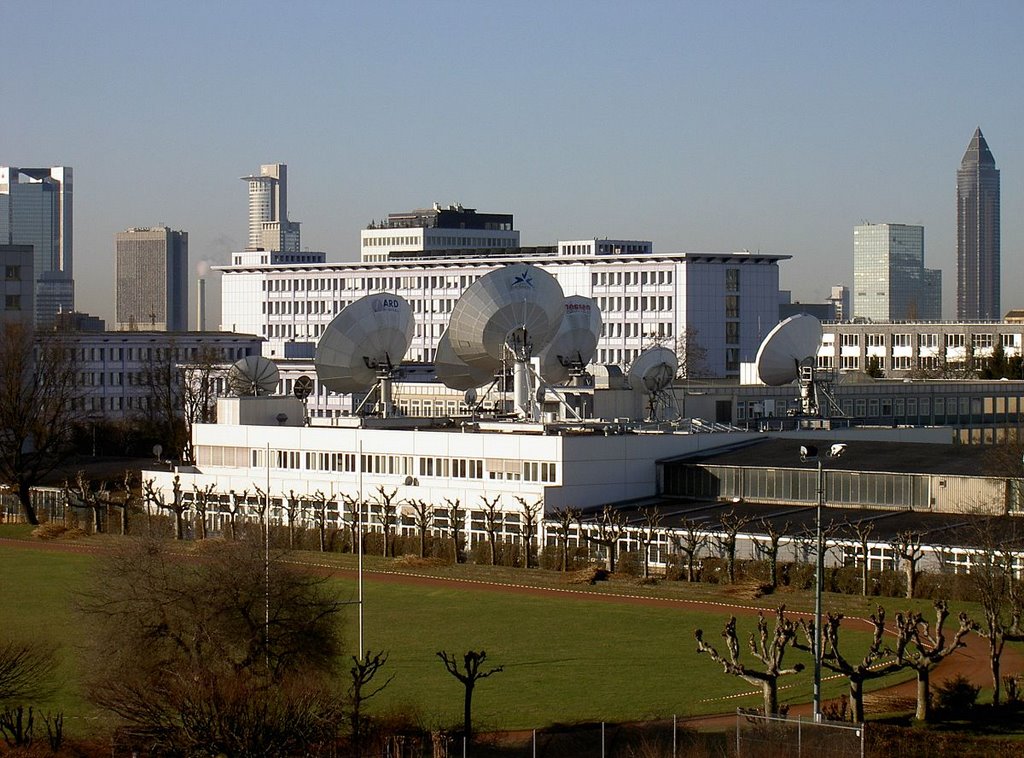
[{"xmin": 829, "ymin": 443, "xmax": 848, "ymax": 458}]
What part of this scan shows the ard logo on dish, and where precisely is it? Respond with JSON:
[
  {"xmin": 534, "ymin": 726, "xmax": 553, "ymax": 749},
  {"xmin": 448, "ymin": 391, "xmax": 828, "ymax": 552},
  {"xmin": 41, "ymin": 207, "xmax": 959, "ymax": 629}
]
[{"xmin": 372, "ymin": 297, "xmax": 401, "ymax": 312}]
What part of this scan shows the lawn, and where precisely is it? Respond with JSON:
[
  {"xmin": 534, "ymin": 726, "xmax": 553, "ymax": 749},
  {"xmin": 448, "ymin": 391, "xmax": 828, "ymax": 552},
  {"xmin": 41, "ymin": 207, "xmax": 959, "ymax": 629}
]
[{"xmin": 0, "ymin": 531, "xmax": 919, "ymax": 735}]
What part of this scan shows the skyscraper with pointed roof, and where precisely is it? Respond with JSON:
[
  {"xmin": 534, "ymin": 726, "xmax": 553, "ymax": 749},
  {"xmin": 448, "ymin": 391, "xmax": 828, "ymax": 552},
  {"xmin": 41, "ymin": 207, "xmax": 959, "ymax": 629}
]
[{"xmin": 956, "ymin": 128, "xmax": 1000, "ymax": 320}]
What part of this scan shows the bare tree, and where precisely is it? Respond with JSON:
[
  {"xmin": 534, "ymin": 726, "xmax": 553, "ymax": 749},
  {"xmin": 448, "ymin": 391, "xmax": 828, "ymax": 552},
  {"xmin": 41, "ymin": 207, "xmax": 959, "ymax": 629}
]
[
  {"xmin": 636, "ymin": 506, "xmax": 664, "ymax": 579},
  {"xmin": 436, "ymin": 650, "xmax": 503, "ymax": 739},
  {"xmin": 107, "ymin": 471, "xmax": 135, "ymax": 536},
  {"xmin": 796, "ymin": 607, "xmax": 908, "ymax": 722},
  {"xmin": 341, "ymin": 494, "xmax": 363, "ymax": 554},
  {"xmin": 80, "ymin": 540, "xmax": 345, "ymax": 753},
  {"xmin": 672, "ymin": 327, "xmax": 709, "ymax": 380},
  {"xmin": 308, "ymin": 490, "xmax": 335, "ymax": 553},
  {"xmin": 443, "ymin": 498, "xmax": 466, "ymax": 564},
  {"xmin": 64, "ymin": 471, "xmax": 109, "ymax": 533},
  {"xmin": 755, "ymin": 518, "xmax": 791, "ymax": 590},
  {"xmin": 191, "ymin": 483, "xmax": 217, "ymax": 540},
  {"xmin": 226, "ymin": 488, "xmax": 249, "ymax": 541},
  {"xmin": 480, "ymin": 495, "xmax": 503, "ymax": 566},
  {"xmin": 514, "ymin": 497, "xmax": 543, "ymax": 569},
  {"xmin": 372, "ymin": 487, "xmax": 399, "ymax": 557},
  {"xmin": 890, "ymin": 531, "xmax": 925, "ymax": 600},
  {"xmin": 406, "ymin": 499, "xmax": 433, "ymax": 558},
  {"xmin": 895, "ymin": 600, "xmax": 976, "ymax": 721},
  {"xmin": 968, "ymin": 523, "xmax": 1024, "ymax": 706},
  {"xmin": 348, "ymin": 651, "xmax": 394, "ymax": 758},
  {"xmin": 285, "ymin": 490, "xmax": 302, "ymax": 549},
  {"xmin": 0, "ymin": 325, "xmax": 84, "ymax": 524},
  {"xmin": 179, "ymin": 347, "xmax": 225, "ymax": 465},
  {"xmin": 0, "ymin": 639, "xmax": 55, "ymax": 704},
  {"xmin": 550, "ymin": 506, "xmax": 580, "ymax": 572},
  {"xmin": 579, "ymin": 506, "xmax": 627, "ymax": 572},
  {"xmin": 845, "ymin": 519, "xmax": 876, "ymax": 596},
  {"xmin": 136, "ymin": 341, "xmax": 189, "ymax": 463},
  {"xmin": 715, "ymin": 510, "xmax": 750, "ymax": 584},
  {"xmin": 695, "ymin": 606, "xmax": 805, "ymax": 716},
  {"xmin": 672, "ymin": 519, "xmax": 708, "ymax": 582},
  {"xmin": 143, "ymin": 475, "xmax": 187, "ymax": 540}
]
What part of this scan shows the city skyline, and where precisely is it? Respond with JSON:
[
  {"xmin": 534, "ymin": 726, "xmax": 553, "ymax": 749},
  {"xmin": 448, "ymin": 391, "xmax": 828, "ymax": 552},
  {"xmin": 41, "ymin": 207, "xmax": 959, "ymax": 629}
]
[{"xmin": 5, "ymin": 1, "xmax": 1022, "ymax": 327}]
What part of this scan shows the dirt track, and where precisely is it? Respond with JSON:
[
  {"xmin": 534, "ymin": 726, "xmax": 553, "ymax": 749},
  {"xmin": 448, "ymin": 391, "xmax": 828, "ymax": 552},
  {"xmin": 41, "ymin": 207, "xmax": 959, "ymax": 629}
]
[{"xmin": 3, "ymin": 536, "xmax": 1019, "ymax": 727}]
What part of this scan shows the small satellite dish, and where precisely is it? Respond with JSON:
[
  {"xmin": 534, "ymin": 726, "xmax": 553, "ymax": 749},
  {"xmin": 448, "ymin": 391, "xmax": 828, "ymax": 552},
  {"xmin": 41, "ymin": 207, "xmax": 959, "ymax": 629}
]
[
  {"xmin": 628, "ymin": 346, "xmax": 678, "ymax": 393},
  {"xmin": 538, "ymin": 296, "xmax": 603, "ymax": 384},
  {"xmin": 152, "ymin": 444, "xmax": 163, "ymax": 460},
  {"xmin": 435, "ymin": 329, "xmax": 495, "ymax": 391},
  {"xmin": 464, "ymin": 388, "xmax": 478, "ymax": 406},
  {"xmin": 447, "ymin": 264, "xmax": 565, "ymax": 371},
  {"xmin": 755, "ymin": 314, "xmax": 822, "ymax": 386},
  {"xmin": 293, "ymin": 375, "xmax": 314, "ymax": 401},
  {"xmin": 227, "ymin": 356, "xmax": 280, "ymax": 396},
  {"xmin": 315, "ymin": 293, "xmax": 414, "ymax": 394}
]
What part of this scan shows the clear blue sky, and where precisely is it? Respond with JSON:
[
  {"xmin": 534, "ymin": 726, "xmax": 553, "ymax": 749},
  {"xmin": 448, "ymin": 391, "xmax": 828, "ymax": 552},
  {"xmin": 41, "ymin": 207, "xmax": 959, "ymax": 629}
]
[{"xmin": 6, "ymin": 0, "xmax": 1023, "ymax": 326}]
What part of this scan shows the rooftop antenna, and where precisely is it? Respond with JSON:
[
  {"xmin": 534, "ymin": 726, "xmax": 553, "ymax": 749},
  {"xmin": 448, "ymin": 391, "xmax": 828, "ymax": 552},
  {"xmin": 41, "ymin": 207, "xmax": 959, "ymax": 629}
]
[
  {"xmin": 227, "ymin": 356, "xmax": 280, "ymax": 396},
  {"xmin": 628, "ymin": 346, "xmax": 680, "ymax": 421},
  {"xmin": 314, "ymin": 292, "xmax": 414, "ymax": 418}
]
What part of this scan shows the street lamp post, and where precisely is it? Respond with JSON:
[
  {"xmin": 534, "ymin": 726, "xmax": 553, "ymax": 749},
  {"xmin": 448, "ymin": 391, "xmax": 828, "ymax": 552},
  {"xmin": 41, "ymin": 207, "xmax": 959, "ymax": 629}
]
[{"xmin": 799, "ymin": 442, "xmax": 846, "ymax": 723}]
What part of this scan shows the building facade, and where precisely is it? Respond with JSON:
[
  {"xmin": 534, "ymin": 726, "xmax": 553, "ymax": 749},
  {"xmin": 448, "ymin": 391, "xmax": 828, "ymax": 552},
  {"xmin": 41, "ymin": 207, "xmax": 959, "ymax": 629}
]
[
  {"xmin": 240, "ymin": 163, "xmax": 300, "ymax": 253},
  {"xmin": 1, "ymin": 244, "xmax": 34, "ymax": 326},
  {"xmin": 0, "ymin": 166, "xmax": 73, "ymax": 327},
  {"xmin": 957, "ymin": 128, "xmax": 1000, "ymax": 320},
  {"xmin": 116, "ymin": 227, "xmax": 189, "ymax": 331},
  {"xmin": 853, "ymin": 223, "xmax": 941, "ymax": 321},
  {"xmin": 218, "ymin": 249, "xmax": 786, "ymax": 378},
  {"xmin": 360, "ymin": 204, "xmax": 519, "ymax": 263},
  {"xmin": 64, "ymin": 330, "xmax": 263, "ymax": 417}
]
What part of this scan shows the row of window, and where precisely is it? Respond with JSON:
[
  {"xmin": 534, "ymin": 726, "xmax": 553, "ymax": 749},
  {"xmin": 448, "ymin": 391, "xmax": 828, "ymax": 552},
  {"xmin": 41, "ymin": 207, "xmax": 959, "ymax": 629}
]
[
  {"xmin": 595, "ymin": 295, "xmax": 673, "ymax": 313},
  {"xmin": 832, "ymin": 333, "xmax": 1022, "ymax": 349},
  {"xmin": 262, "ymin": 274, "xmax": 482, "ymax": 293},
  {"xmin": 591, "ymin": 270, "xmax": 673, "ymax": 287},
  {"xmin": 202, "ymin": 446, "xmax": 561, "ymax": 484}
]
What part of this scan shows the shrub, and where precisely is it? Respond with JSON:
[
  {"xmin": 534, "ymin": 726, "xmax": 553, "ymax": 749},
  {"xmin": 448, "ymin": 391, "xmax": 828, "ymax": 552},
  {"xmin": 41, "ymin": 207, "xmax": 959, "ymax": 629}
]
[
  {"xmin": 934, "ymin": 674, "xmax": 980, "ymax": 715},
  {"xmin": 32, "ymin": 523, "xmax": 68, "ymax": 540},
  {"xmin": 875, "ymin": 569, "xmax": 905, "ymax": 598},
  {"xmin": 616, "ymin": 551, "xmax": 641, "ymax": 577}
]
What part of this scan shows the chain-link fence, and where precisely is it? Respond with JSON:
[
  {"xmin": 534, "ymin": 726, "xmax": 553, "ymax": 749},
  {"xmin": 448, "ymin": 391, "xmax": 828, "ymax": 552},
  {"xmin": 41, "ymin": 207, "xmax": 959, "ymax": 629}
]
[{"xmin": 735, "ymin": 709, "xmax": 864, "ymax": 758}]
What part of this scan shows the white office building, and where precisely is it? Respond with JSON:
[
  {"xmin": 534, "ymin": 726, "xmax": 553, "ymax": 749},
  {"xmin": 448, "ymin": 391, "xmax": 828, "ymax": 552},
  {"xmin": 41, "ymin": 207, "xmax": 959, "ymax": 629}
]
[
  {"xmin": 360, "ymin": 204, "xmax": 519, "ymax": 263},
  {"xmin": 220, "ymin": 248, "xmax": 785, "ymax": 378}
]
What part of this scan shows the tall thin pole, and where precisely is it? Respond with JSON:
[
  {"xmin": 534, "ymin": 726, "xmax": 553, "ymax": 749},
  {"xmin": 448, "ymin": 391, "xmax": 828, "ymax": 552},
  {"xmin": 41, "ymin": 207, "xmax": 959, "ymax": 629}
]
[
  {"xmin": 265, "ymin": 443, "xmax": 271, "ymax": 667},
  {"xmin": 357, "ymin": 439, "xmax": 364, "ymax": 655},
  {"xmin": 813, "ymin": 457, "xmax": 824, "ymax": 722}
]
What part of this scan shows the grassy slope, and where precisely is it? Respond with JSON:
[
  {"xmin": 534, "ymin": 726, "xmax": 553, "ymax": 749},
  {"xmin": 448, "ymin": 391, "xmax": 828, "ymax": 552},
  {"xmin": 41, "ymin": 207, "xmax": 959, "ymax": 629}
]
[{"xmin": 0, "ymin": 530, "xmax": 930, "ymax": 733}]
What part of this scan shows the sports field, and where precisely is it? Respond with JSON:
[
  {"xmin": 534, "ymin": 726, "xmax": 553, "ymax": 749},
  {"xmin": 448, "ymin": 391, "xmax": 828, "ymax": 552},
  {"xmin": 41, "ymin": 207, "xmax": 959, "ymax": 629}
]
[{"xmin": 0, "ymin": 532, "xmax": 915, "ymax": 734}]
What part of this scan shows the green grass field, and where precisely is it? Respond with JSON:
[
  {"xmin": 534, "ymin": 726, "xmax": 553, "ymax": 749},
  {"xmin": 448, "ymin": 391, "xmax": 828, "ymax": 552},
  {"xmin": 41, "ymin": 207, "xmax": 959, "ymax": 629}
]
[{"xmin": 0, "ymin": 528, "xmax": 928, "ymax": 734}]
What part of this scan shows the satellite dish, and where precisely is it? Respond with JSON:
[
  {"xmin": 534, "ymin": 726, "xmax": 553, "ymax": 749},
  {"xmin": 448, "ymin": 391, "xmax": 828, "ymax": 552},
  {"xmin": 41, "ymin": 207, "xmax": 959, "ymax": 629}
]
[
  {"xmin": 435, "ymin": 329, "xmax": 495, "ymax": 391},
  {"xmin": 227, "ymin": 356, "xmax": 280, "ymax": 396},
  {"xmin": 314, "ymin": 293, "xmax": 414, "ymax": 394},
  {"xmin": 447, "ymin": 264, "xmax": 565, "ymax": 371},
  {"xmin": 464, "ymin": 388, "xmax": 478, "ymax": 406},
  {"xmin": 628, "ymin": 346, "xmax": 678, "ymax": 393},
  {"xmin": 538, "ymin": 296, "xmax": 603, "ymax": 384},
  {"xmin": 293, "ymin": 375, "xmax": 314, "ymax": 401},
  {"xmin": 755, "ymin": 314, "xmax": 823, "ymax": 386}
]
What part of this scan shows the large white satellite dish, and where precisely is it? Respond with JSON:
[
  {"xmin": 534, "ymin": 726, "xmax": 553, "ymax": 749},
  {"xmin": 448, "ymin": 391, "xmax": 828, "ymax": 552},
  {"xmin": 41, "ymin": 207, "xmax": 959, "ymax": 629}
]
[
  {"xmin": 753, "ymin": 314, "xmax": 839, "ymax": 417},
  {"xmin": 447, "ymin": 264, "xmax": 565, "ymax": 420},
  {"xmin": 435, "ymin": 329, "xmax": 495, "ymax": 392},
  {"xmin": 227, "ymin": 356, "xmax": 280, "ymax": 396},
  {"xmin": 755, "ymin": 314, "xmax": 822, "ymax": 386},
  {"xmin": 448, "ymin": 264, "xmax": 565, "ymax": 371},
  {"xmin": 538, "ymin": 296, "xmax": 603, "ymax": 385},
  {"xmin": 314, "ymin": 292, "xmax": 414, "ymax": 417}
]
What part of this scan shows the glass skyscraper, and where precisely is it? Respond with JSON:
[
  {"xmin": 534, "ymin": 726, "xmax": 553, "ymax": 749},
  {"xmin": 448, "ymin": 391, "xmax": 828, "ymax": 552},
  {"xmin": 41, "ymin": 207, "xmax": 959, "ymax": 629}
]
[
  {"xmin": 0, "ymin": 166, "xmax": 73, "ymax": 327},
  {"xmin": 956, "ymin": 128, "xmax": 1000, "ymax": 321},
  {"xmin": 853, "ymin": 223, "xmax": 941, "ymax": 322}
]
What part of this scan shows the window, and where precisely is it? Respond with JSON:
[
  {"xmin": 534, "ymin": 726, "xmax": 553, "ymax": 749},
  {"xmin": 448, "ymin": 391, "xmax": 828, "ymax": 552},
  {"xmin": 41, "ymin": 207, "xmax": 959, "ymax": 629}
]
[
  {"xmin": 892, "ymin": 334, "xmax": 911, "ymax": 348},
  {"xmin": 972, "ymin": 333, "xmax": 993, "ymax": 350},
  {"xmin": 841, "ymin": 334, "xmax": 860, "ymax": 347},
  {"xmin": 4, "ymin": 265, "xmax": 19, "ymax": 281},
  {"xmin": 725, "ymin": 322, "xmax": 740, "ymax": 345},
  {"xmin": 4, "ymin": 295, "xmax": 20, "ymax": 310},
  {"xmin": 725, "ymin": 295, "xmax": 739, "ymax": 318},
  {"xmin": 867, "ymin": 333, "xmax": 885, "ymax": 347},
  {"xmin": 725, "ymin": 269, "xmax": 740, "ymax": 292},
  {"xmin": 946, "ymin": 333, "xmax": 966, "ymax": 348}
]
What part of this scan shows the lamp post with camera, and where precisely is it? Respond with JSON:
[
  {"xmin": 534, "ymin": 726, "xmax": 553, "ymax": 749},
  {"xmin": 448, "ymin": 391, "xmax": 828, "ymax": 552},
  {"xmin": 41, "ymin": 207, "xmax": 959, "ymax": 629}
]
[{"xmin": 799, "ymin": 442, "xmax": 847, "ymax": 722}]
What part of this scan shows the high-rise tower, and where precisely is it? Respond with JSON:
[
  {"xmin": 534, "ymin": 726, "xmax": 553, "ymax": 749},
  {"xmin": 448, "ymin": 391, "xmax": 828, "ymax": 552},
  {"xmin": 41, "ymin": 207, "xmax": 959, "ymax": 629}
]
[
  {"xmin": 240, "ymin": 163, "xmax": 300, "ymax": 253},
  {"xmin": 115, "ymin": 227, "xmax": 189, "ymax": 331},
  {"xmin": 853, "ymin": 223, "xmax": 941, "ymax": 322},
  {"xmin": 956, "ymin": 128, "xmax": 1000, "ymax": 320},
  {"xmin": 0, "ymin": 166, "xmax": 74, "ymax": 327}
]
